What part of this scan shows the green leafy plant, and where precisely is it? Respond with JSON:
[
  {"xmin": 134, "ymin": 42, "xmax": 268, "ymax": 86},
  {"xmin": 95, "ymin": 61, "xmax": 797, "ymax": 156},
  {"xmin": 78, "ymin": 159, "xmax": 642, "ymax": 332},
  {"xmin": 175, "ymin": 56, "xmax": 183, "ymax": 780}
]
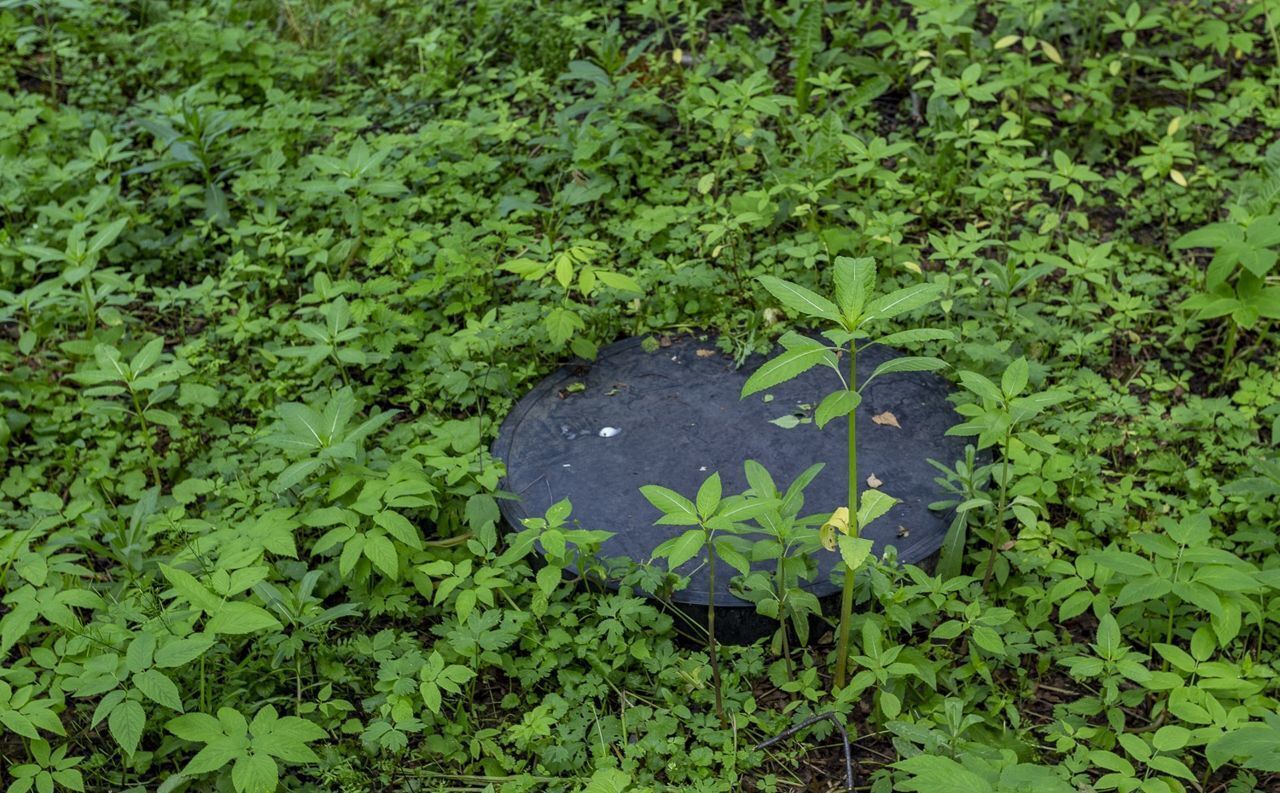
[
  {"xmin": 166, "ymin": 705, "xmax": 327, "ymax": 793},
  {"xmin": 945, "ymin": 358, "xmax": 1070, "ymax": 587},
  {"xmin": 733, "ymin": 459, "xmax": 825, "ymax": 677},
  {"xmin": 741, "ymin": 256, "xmax": 951, "ymax": 688},
  {"xmin": 642, "ymin": 472, "xmax": 773, "ymax": 720}
]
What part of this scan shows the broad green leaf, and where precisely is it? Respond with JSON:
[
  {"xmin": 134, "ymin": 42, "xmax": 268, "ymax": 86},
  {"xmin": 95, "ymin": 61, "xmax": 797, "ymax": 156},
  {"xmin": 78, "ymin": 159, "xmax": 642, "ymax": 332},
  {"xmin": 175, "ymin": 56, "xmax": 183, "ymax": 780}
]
[
  {"xmin": 545, "ymin": 307, "xmax": 584, "ymax": 346},
  {"xmin": 1009, "ymin": 390, "xmax": 1070, "ymax": 422},
  {"xmin": 836, "ymin": 534, "xmax": 874, "ymax": 570},
  {"xmin": 206, "ymin": 602, "xmax": 282, "ymax": 635},
  {"xmin": 1001, "ymin": 357, "xmax": 1029, "ymax": 397},
  {"xmin": 1095, "ymin": 613, "xmax": 1121, "ymax": 658},
  {"xmin": 363, "ymin": 534, "xmax": 400, "ymax": 579},
  {"xmin": 584, "ymin": 768, "xmax": 632, "ymax": 793},
  {"xmin": 536, "ymin": 565, "xmax": 561, "ymax": 597},
  {"xmin": 167, "ymin": 712, "xmax": 223, "ymax": 742},
  {"xmin": 109, "ymin": 700, "xmax": 146, "ymax": 756},
  {"xmin": 833, "ymin": 256, "xmax": 875, "ymax": 321},
  {"xmin": 861, "ymin": 282, "xmax": 942, "ymax": 323},
  {"xmin": 232, "ymin": 753, "xmax": 278, "ymax": 793},
  {"xmin": 741, "ymin": 345, "xmax": 837, "ymax": 397},
  {"xmin": 374, "ymin": 511, "xmax": 421, "ymax": 549},
  {"xmin": 639, "ymin": 485, "xmax": 698, "ymax": 524},
  {"xmin": 695, "ymin": 472, "xmax": 722, "ymax": 517},
  {"xmin": 87, "ymin": 217, "xmax": 129, "ymax": 255},
  {"xmin": 0, "ymin": 710, "xmax": 39, "ymax": 739},
  {"xmin": 894, "ymin": 755, "xmax": 994, "ymax": 793},
  {"xmin": 815, "ymin": 389, "xmax": 860, "ymax": 429},
  {"xmin": 278, "ymin": 404, "xmax": 325, "ymax": 449},
  {"xmin": 595, "ymin": 270, "xmax": 642, "ymax": 293},
  {"xmin": 130, "ymin": 337, "xmax": 164, "ymax": 374},
  {"xmin": 713, "ymin": 538, "xmax": 751, "ymax": 576},
  {"xmin": 160, "ymin": 565, "xmax": 222, "ymax": 613},
  {"xmin": 857, "ymin": 489, "xmax": 898, "ymax": 530},
  {"xmin": 862, "ymin": 356, "xmax": 947, "ymax": 388},
  {"xmin": 757, "ymin": 275, "xmax": 842, "ymax": 322},
  {"xmin": 1172, "ymin": 222, "xmax": 1243, "ymax": 249},
  {"xmin": 654, "ymin": 529, "xmax": 704, "ymax": 570},
  {"xmin": 868, "ymin": 328, "xmax": 954, "ymax": 348},
  {"xmin": 135, "ymin": 669, "xmax": 184, "ymax": 712}
]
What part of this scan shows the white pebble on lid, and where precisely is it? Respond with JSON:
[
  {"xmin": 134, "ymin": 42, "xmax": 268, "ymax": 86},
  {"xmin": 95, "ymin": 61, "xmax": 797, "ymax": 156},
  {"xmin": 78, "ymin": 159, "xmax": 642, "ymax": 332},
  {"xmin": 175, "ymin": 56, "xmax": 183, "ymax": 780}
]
[{"xmin": 598, "ymin": 427, "xmax": 621, "ymax": 438}]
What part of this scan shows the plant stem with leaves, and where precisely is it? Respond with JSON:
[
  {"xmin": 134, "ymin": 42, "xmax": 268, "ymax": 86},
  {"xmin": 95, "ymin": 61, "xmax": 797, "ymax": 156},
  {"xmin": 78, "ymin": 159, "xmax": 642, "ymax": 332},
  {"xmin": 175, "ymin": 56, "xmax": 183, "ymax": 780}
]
[{"xmin": 741, "ymin": 257, "xmax": 952, "ymax": 690}]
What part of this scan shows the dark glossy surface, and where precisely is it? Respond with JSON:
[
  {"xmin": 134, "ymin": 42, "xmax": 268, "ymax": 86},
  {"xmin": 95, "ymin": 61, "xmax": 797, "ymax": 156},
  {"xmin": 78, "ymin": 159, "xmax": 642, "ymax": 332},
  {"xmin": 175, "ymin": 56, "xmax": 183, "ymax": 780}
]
[{"xmin": 494, "ymin": 335, "xmax": 970, "ymax": 634}]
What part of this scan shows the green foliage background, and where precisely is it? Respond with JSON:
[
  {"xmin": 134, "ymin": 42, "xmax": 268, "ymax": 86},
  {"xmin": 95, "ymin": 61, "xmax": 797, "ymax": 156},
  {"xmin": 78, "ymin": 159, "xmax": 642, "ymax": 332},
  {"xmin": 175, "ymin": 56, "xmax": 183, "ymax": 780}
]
[{"xmin": 0, "ymin": 0, "xmax": 1278, "ymax": 791}]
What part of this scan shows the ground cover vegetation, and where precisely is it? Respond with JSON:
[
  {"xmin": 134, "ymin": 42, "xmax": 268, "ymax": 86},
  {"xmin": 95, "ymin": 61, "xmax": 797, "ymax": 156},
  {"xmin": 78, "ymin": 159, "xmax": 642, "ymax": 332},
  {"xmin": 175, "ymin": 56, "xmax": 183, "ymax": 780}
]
[{"xmin": 1, "ymin": 0, "xmax": 1279, "ymax": 791}]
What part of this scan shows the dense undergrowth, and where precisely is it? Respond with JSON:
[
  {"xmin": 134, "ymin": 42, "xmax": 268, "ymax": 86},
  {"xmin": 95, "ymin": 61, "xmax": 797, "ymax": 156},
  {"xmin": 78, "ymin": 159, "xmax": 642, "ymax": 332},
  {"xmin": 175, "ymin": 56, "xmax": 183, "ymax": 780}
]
[{"xmin": 1, "ymin": 1, "xmax": 1279, "ymax": 791}]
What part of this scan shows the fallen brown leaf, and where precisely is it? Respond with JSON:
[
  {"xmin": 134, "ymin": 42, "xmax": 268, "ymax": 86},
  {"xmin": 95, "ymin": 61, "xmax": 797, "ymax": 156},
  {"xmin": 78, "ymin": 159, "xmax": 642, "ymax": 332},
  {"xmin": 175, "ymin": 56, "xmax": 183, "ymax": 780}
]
[
  {"xmin": 695, "ymin": 348, "xmax": 715, "ymax": 357},
  {"xmin": 866, "ymin": 473, "xmax": 883, "ymax": 488},
  {"xmin": 872, "ymin": 411, "xmax": 901, "ymax": 428}
]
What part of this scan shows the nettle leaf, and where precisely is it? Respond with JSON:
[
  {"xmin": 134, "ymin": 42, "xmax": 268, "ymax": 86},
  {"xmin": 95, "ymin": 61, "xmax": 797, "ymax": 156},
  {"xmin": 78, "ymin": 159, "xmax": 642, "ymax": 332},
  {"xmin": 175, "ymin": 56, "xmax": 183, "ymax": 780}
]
[
  {"xmin": 757, "ymin": 275, "xmax": 842, "ymax": 323},
  {"xmin": 742, "ymin": 345, "xmax": 837, "ymax": 397}
]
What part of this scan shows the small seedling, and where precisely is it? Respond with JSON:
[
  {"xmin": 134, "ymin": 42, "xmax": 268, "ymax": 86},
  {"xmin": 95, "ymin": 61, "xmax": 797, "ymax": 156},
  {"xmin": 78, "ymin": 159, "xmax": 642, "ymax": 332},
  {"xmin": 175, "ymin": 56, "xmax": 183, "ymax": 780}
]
[{"xmin": 642, "ymin": 472, "xmax": 775, "ymax": 721}]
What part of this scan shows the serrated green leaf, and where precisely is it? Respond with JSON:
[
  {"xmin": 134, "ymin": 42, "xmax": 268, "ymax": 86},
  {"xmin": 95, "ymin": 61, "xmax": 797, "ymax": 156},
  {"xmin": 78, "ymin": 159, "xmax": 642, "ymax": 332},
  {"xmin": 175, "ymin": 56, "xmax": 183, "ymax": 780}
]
[
  {"xmin": 757, "ymin": 275, "xmax": 842, "ymax": 322},
  {"xmin": 833, "ymin": 256, "xmax": 876, "ymax": 322},
  {"xmin": 741, "ymin": 345, "xmax": 836, "ymax": 397},
  {"xmin": 206, "ymin": 602, "xmax": 281, "ymax": 635},
  {"xmin": 815, "ymin": 389, "xmax": 860, "ymax": 428},
  {"xmin": 654, "ymin": 529, "xmax": 705, "ymax": 570},
  {"xmin": 862, "ymin": 282, "xmax": 943, "ymax": 323},
  {"xmin": 134, "ymin": 669, "xmax": 184, "ymax": 712},
  {"xmin": 108, "ymin": 700, "xmax": 146, "ymax": 756}
]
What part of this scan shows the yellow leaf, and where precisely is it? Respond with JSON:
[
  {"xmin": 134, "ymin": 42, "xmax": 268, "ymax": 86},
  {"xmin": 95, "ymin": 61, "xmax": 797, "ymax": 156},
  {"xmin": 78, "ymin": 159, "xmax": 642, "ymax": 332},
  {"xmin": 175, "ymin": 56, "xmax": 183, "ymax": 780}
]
[
  {"xmin": 1170, "ymin": 169, "xmax": 1188, "ymax": 187},
  {"xmin": 903, "ymin": 261, "xmax": 922, "ymax": 274},
  {"xmin": 1041, "ymin": 41, "xmax": 1063, "ymax": 65},
  {"xmin": 671, "ymin": 48, "xmax": 683, "ymax": 65},
  {"xmin": 1167, "ymin": 117, "xmax": 1182, "ymax": 137},
  {"xmin": 995, "ymin": 35, "xmax": 1020, "ymax": 50},
  {"xmin": 820, "ymin": 507, "xmax": 851, "ymax": 550}
]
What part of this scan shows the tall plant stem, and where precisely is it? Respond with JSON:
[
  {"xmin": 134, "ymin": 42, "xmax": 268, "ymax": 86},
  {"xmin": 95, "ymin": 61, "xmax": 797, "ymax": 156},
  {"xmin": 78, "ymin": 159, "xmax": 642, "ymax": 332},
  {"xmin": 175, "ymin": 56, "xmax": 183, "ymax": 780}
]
[
  {"xmin": 777, "ymin": 555, "xmax": 793, "ymax": 681},
  {"xmin": 706, "ymin": 538, "xmax": 725, "ymax": 722},
  {"xmin": 981, "ymin": 430, "xmax": 1012, "ymax": 590},
  {"xmin": 833, "ymin": 344, "xmax": 858, "ymax": 689}
]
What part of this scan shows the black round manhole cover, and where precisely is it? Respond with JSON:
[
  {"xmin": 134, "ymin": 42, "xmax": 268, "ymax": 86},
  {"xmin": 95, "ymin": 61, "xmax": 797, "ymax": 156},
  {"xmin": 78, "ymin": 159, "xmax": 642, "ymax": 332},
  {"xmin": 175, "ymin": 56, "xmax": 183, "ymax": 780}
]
[{"xmin": 494, "ymin": 334, "xmax": 971, "ymax": 642}]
